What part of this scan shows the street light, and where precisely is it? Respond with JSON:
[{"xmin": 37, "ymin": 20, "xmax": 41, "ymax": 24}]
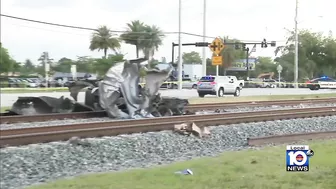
[{"xmin": 294, "ymin": 0, "xmax": 299, "ymax": 88}]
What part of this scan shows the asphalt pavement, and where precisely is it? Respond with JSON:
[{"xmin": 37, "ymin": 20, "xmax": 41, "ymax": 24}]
[{"xmin": 1, "ymin": 88, "xmax": 335, "ymax": 107}]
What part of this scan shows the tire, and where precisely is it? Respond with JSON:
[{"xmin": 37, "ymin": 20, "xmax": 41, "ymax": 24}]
[
  {"xmin": 314, "ymin": 85, "xmax": 320, "ymax": 90},
  {"xmin": 173, "ymin": 84, "xmax": 178, "ymax": 89},
  {"xmin": 192, "ymin": 84, "xmax": 197, "ymax": 89},
  {"xmin": 234, "ymin": 87, "xmax": 241, "ymax": 97},
  {"xmin": 218, "ymin": 88, "xmax": 224, "ymax": 97},
  {"xmin": 198, "ymin": 93, "xmax": 205, "ymax": 98}
]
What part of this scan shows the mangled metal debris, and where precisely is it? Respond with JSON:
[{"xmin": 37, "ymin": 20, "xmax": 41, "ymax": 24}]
[
  {"xmin": 7, "ymin": 96, "xmax": 93, "ymax": 115},
  {"xmin": 6, "ymin": 57, "xmax": 190, "ymax": 119},
  {"xmin": 174, "ymin": 122, "xmax": 211, "ymax": 138}
]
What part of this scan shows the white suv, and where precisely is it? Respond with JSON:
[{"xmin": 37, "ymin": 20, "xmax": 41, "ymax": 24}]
[{"xmin": 197, "ymin": 76, "xmax": 241, "ymax": 97}]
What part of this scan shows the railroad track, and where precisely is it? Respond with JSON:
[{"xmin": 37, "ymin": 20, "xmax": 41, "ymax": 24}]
[
  {"xmin": 1, "ymin": 106, "xmax": 336, "ymax": 147},
  {"xmin": 247, "ymin": 130, "xmax": 336, "ymax": 146},
  {"xmin": 1, "ymin": 98, "xmax": 336, "ymax": 124}
]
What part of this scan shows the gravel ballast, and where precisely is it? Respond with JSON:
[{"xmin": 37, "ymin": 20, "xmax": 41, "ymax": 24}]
[
  {"xmin": 1, "ymin": 116, "xmax": 336, "ymax": 189},
  {"xmin": 1, "ymin": 103, "xmax": 336, "ymax": 130}
]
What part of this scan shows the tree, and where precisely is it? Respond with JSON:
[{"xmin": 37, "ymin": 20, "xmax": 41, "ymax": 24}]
[
  {"xmin": 181, "ymin": 51, "xmax": 202, "ymax": 64},
  {"xmin": 253, "ymin": 56, "xmax": 276, "ymax": 77},
  {"xmin": 120, "ymin": 20, "xmax": 146, "ymax": 58},
  {"xmin": 53, "ymin": 57, "xmax": 73, "ymax": 73},
  {"xmin": 94, "ymin": 54, "xmax": 124, "ymax": 76},
  {"xmin": 120, "ymin": 21, "xmax": 165, "ymax": 60},
  {"xmin": 89, "ymin": 26, "xmax": 121, "ymax": 58},
  {"xmin": 141, "ymin": 25, "xmax": 165, "ymax": 58},
  {"xmin": 20, "ymin": 59, "xmax": 36, "ymax": 75},
  {"xmin": 275, "ymin": 29, "xmax": 336, "ymax": 81},
  {"xmin": 219, "ymin": 37, "xmax": 245, "ymax": 75},
  {"xmin": 0, "ymin": 44, "xmax": 15, "ymax": 74}
]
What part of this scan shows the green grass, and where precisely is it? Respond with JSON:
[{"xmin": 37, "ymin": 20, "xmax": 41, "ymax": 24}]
[
  {"xmin": 0, "ymin": 106, "xmax": 10, "ymax": 113},
  {"xmin": 27, "ymin": 140, "xmax": 336, "ymax": 189},
  {"xmin": 190, "ymin": 93, "xmax": 336, "ymax": 104},
  {"xmin": 0, "ymin": 87, "xmax": 69, "ymax": 93}
]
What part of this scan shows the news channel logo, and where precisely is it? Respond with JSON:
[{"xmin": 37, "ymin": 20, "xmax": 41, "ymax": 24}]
[{"xmin": 286, "ymin": 145, "xmax": 314, "ymax": 172}]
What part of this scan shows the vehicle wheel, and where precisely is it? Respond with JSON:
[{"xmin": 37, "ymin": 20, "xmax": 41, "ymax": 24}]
[
  {"xmin": 198, "ymin": 93, "xmax": 205, "ymax": 98},
  {"xmin": 218, "ymin": 88, "xmax": 224, "ymax": 97},
  {"xmin": 234, "ymin": 87, "xmax": 241, "ymax": 97},
  {"xmin": 192, "ymin": 84, "xmax": 197, "ymax": 89},
  {"xmin": 314, "ymin": 85, "xmax": 320, "ymax": 90},
  {"xmin": 173, "ymin": 84, "xmax": 178, "ymax": 89}
]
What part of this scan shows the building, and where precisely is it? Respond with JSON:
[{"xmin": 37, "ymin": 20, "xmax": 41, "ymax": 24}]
[
  {"xmin": 183, "ymin": 64, "xmax": 202, "ymax": 79},
  {"xmin": 155, "ymin": 63, "xmax": 202, "ymax": 80}
]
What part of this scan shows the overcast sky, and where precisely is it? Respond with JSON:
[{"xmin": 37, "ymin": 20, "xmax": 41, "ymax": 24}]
[{"xmin": 1, "ymin": 0, "xmax": 335, "ymax": 64}]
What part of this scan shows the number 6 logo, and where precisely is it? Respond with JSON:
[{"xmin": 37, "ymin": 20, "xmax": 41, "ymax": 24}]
[{"xmin": 288, "ymin": 151, "xmax": 307, "ymax": 166}]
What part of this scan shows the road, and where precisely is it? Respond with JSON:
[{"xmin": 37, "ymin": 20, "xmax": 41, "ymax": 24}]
[{"xmin": 1, "ymin": 88, "xmax": 335, "ymax": 107}]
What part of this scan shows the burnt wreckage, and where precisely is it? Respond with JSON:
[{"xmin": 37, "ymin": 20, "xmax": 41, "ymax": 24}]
[{"xmin": 4, "ymin": 58, "xmax": 189, "ymax": 118}]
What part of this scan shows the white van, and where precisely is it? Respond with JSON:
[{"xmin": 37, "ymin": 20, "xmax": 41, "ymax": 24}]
[{"xmin": 197, "ymin": 75, "xmax": 241, "ymax": 97}]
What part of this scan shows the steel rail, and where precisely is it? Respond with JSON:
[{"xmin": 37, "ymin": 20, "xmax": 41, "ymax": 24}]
[
  {"xmin": 2, "ymin": 106, "xmax": 335, "ymax": 136},
  {"xmin": 1, "ymin": 107, "xmax": 336, "ymax": 147},
  {"xmin": 247, "ymin": 130, "xmax": 336, "ymax": 146},
  {"xmin": 1, "ymin": 98, "xmax": 336, "ymax": 124}
]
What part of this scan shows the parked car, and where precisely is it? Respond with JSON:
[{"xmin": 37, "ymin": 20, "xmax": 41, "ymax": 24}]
[
  {"xmin": 7, "ymin": 78, "xmax": 20, "ymax": 87},
  {"xmin": 245, "ymin": 78, "xmax": 263, "ymax": 88},
  {"xmin": 160, "ymin": 77, "xmax": 197, "ymax": 89},
  {"xmin": 197, "ymin": 75, "xmax": 241, "ymax": 97},
  {"xmin": 226, "ymin": 75, "xmax": 244, "ymax": 89},
  {"xmin": 182, "ymin": 78, "xmax": 198, "ymax": 89},
  {"xmin": 306, "ymin": 76, "xmax": 336, "ymax": 90},
  {"xmin": 39, "ymin": 80, "xmax": 63, "ymax": 88},
  {"xmin": 262, "ymin": 79, "xmax": 277, "ymax": 88}
]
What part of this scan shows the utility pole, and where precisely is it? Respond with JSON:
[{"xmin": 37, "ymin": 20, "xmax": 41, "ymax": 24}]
[
  {"xmin": 294, "ymin": 0, "xmax": 299, "ymax": 88},
  {"xmin": 201, "ymin": 0, "xmax": 207, "ymax": 76},
  {"xmin": 178, "ymin": 0, "xmax": 183, "ymax": 90},
  {"xmin": 42, "ymin": 52, "xmax": 50, "ymax": 88}
]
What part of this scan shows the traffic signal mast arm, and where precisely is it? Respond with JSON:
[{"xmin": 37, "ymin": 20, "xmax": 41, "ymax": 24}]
[{"xmin": 173, "ymin": 40, "xmax": 276, "ymax": 48}]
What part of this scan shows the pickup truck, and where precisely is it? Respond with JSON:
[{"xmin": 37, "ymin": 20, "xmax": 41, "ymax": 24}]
[{"xmin": 227, "ymin": 76, "xmax": 244, "ymax": 89}]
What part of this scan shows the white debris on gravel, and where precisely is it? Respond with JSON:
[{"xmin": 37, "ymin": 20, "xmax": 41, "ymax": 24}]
[
  {"xmin": 1, "ymin": 116, "xmax": 336, "ymax": 189},
  {"xmin": 1, "ymin": 103, "xmax": 336, "ymax": 130}
]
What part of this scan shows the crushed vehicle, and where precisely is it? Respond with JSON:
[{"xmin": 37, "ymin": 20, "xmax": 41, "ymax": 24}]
[{"xmin": 2, "ymin": 58, "xmax": 190, "ymax": 119}]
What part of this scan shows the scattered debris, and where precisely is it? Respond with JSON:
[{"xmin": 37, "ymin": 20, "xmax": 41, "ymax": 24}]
[
  {"xmin": 173, "ymin": 123, "xmax": 191, "ymax": 136},
  {"xmin": 6, "ymin": 58, "xmax": 190, "ymax": 117},
  {"xmin": 174, "ymin": 122, "xmax": 211, "ymax": 138},
  {"xmin": 68, "ymin": 136, "xmax": 91, "ymax": 147},
  {"xmin": 174, "ymin": 169, "xmax": 193, "ymax": 175}
]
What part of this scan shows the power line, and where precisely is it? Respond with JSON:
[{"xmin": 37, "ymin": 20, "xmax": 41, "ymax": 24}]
[
  {"xmin": 0, "ymin": 14, "xmax": 218, "ymax": 38},
  {"xmin": 5, "ymin": 22, "xmax": 196, "ymax": 42},
  {"xmin": 1, "ymin": 14, "xmax": 286, "ymax": 43}
]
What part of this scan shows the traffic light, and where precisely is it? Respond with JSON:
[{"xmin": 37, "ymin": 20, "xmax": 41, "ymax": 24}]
[
  {"xmin": 195, "ymin": 42, "xmax": 209, "ymax": 47},
  {"xmin": 270, "ymin": 41, "xmax": 276, "ymax": 47},
  {"xmin": 242, "ymin": 43, "xmax": 246, "ymax": 50},
  {"xmin": 261, "ymin": 38, "xmax": 268, "ymax": 48}
]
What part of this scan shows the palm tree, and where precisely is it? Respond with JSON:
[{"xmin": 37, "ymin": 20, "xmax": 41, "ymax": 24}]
[
  {"xmin": 89, "ymin": 26, "xmax": 120, "ymax": 58},
  {"xmin": 120, "ymin": 20, "xmax": 146, "ymax": 58},
  {"xmin": 141, "ymin": 25, "xmax": 164, "ymax": 59}
]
